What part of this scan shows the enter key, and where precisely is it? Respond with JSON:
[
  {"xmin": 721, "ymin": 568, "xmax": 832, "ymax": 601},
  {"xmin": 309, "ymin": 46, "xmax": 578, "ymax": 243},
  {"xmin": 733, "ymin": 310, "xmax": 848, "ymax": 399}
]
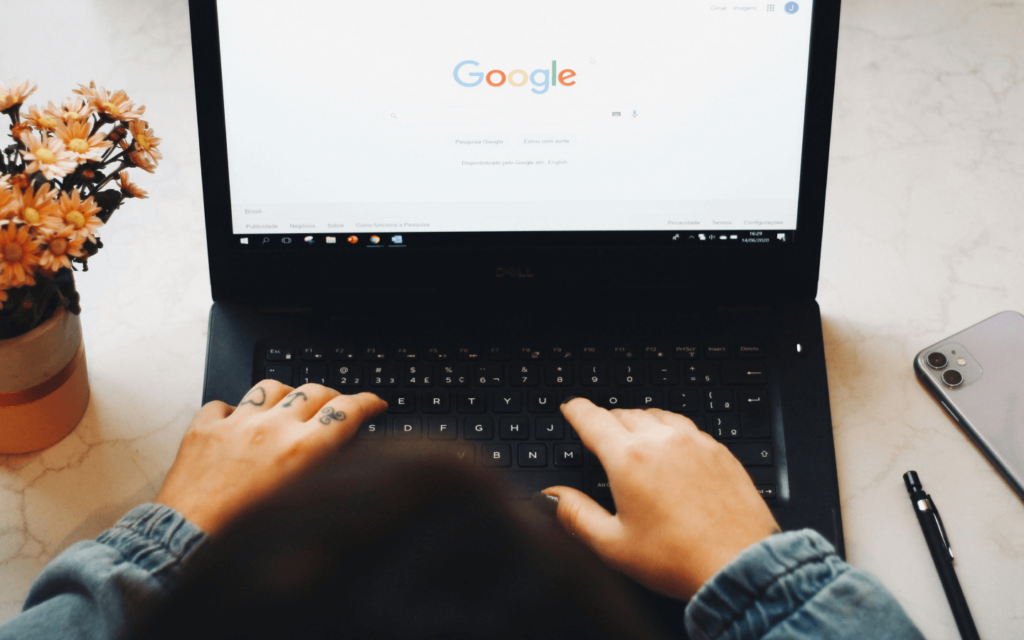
[{"xmin": 738, "ymin": 389, "xmax": 772, "ymax": 438}]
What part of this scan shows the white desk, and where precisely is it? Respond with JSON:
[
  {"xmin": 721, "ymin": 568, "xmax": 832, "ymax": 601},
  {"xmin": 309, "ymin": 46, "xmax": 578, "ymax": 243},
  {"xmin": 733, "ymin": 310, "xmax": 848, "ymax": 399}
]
[{"xmin": 2, "ymin": 1, "xmax": 1022, "ymax": 637}]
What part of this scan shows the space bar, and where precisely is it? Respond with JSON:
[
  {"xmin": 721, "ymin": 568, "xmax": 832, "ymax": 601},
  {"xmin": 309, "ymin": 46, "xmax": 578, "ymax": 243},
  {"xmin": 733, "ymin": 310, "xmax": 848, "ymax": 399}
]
[{"xmin": 501, "ymin": 471, "xmax": 583, "ymax": 497}]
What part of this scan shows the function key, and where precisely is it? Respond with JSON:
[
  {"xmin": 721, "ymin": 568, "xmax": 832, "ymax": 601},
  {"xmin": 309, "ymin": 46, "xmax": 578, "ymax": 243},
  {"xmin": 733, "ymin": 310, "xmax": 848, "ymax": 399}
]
[
  {"xmin": 642, "ymin": 346, "xmax": 668, "ymax": 360},
  {"xmin": 332, "ymin": 346, "xmax": 357, "ymax": 361},
  {"xmin": 301, "ymin": 346, "xmax": 326, "ymax": 361},
  {"xmin": 364, "ymin": 346, "xmax": 388, "ymax": 361},
  {"xmin": 266, "ymin": 347, "xmax": 293, "ymax": 362},
  {"xmin": 737, "ymin": 345, "xmax": 764, "ymax": 359},
  {"xmin": 580, "ymin": 346, "xmax": 603, "ymax": 360},
  {"xmin": 673, "ymin": 346, "xmax": 699, "ymax": 360},
  {"xmin": 425, "ymin": 347, "xmax": 452, "ymax": 361},
  {"xmin": 394, "ymin": 347, "xmax": 419, "ymax": 361},
  {"xmin": 705, "ymin": 346, "xmax": 730, "ymax": 359},
  {"xmin": 612, "ymin": 346, "xmax": 637, "ymax": 360},
  {"xmin": 487, "ymin": 347, "xmax": 511, "ymax": 361},
  {"xmin": 457, "ymin": 347, "xmax": 483, "ymax": 361},
  {"xmin": 549, "ymin": 347, "xmax": 575, "ymax": 360},
  {"xmin": 519, "ymin": 347, "xmax": 543, "ymax": 361}
]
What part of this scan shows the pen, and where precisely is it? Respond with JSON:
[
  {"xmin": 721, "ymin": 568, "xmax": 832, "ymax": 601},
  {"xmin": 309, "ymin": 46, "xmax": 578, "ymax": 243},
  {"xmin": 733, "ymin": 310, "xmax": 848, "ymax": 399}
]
[{"xmin": 903, "ymin": 471, "xmax": 980, "ymax": 640}]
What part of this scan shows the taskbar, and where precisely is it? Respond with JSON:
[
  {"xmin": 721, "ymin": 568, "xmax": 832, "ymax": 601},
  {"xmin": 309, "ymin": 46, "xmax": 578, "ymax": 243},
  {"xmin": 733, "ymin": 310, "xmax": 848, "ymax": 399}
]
[{"xmin": 234, "ymin": 230, "xmax": 793, "ymax": 250}]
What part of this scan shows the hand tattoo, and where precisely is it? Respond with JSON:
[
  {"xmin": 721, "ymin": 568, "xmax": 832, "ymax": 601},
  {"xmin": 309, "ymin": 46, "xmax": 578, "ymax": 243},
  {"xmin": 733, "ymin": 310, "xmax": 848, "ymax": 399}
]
[
  {"xmin": 282, "ymin": 391, "xmax": 308, "ymax": 408},
  {"xmin": 239, "ymin": 386, "xmax": 267, "ymax": 407},
  {"xmin": 319, "ymin": 407, "xmax": 346, "ymax": 425}
]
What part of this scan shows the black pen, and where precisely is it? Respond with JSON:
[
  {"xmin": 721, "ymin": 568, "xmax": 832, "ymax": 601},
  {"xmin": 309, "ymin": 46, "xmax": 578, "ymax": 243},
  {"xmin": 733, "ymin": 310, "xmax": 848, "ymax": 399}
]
[{"xmin": 903, "ymin": 471, "xmax": 980, "ymax": 640}]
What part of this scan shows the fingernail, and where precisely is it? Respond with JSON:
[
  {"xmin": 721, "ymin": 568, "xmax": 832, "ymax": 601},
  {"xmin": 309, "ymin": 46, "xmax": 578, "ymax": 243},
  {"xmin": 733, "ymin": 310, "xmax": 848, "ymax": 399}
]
[
  {"xmin": 531, "ymin": 492, "xmax": 559, "ymax": 516},
  {"xmin": 561, "ymin": 395, "xmax": 579, "ymax": 405}
]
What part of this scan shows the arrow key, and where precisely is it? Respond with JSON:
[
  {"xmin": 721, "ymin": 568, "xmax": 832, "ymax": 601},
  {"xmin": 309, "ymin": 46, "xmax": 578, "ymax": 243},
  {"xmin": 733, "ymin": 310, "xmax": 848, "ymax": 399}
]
[{"xmin": 721, "ymin": 363, "xmax": 767, "ymax": 385}]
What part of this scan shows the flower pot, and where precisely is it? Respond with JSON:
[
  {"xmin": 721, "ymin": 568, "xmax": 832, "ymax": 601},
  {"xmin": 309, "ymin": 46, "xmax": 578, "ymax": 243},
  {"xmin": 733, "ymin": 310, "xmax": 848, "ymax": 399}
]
[{"xmin": 0, "ymin": 307, "xmax": 90, "ymax": 453}]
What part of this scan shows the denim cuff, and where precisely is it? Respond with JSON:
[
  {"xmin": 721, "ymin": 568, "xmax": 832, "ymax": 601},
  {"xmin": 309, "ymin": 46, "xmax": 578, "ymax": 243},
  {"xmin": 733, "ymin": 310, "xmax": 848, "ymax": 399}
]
[
  {"xmin": 94, "ymin": 503, "xmax": 208, "ymax": 584},
  {"xmin": 684, "ymin": 529, "xmax": 849, "ymax": 640}
]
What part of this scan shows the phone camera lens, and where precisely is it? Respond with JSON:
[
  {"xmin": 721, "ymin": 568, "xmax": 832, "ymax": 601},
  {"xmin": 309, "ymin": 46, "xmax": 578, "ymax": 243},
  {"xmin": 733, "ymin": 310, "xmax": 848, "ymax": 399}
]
[
  {"xmin": 926, "ymin": 352, "xmax": 948, "ymax": 369},
  {"xmin": 941, "ymin": 369, "xmax": 963, "ymax": 387}
]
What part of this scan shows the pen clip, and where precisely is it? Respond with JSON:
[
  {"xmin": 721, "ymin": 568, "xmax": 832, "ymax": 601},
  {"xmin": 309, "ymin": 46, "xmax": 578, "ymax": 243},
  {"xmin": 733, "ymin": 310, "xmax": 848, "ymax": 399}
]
[{"xmin": 922, "ymin": 495, "xmax": 955, "ymax": 562}]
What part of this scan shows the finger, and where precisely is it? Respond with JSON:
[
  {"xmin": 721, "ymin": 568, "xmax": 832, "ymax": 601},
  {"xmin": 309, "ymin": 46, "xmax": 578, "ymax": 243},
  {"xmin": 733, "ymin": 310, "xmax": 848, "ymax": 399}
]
[
  {"xmin": 645, "ymin": 408, "xmax": 701, "ymax": 432},
  {"xmin": 272, "ymin": 384, "xmax": 340, "ymax": 422},
  {"xmin": 542, "ymin": 486, "xmax": 621, "ymax": 554},
  {"xmin": 234, "ymin": 380, "xmax": 292, "ymax": 413},
  {"xmin": 187, "ymin": 400, "xmax": 234, "ymax": 431},
  {"xmin": 298, "ymin": 392, "xmax": 388, "ymax": 449},
  {"xmin": 609, "ymin": 408, "xmax": 663, "ymax": 432},
  {"xmin": 560, "ymin": 398, "xmax": 628, "ymax": 460}
]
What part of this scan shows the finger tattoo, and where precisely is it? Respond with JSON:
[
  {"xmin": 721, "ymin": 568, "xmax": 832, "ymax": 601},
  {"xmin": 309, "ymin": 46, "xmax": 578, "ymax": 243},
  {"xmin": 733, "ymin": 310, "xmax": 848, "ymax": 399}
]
[
  {"xmin": 282, "ymin": 391, "xmax": 308, "ymax": 408},
  {"xmin": 239, "ymin": 386, "xmax": 267, "ymax": 407},
  {"xmin": 319, "ymin": 407, "xmax": 346, "ymax": 425}
]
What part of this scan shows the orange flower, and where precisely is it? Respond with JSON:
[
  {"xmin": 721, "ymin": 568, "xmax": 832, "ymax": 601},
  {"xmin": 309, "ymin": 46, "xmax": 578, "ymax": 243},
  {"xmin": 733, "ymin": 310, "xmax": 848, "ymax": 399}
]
[
  {"xmin": 74, "ymin": 82, "xmax": 145, "ymax": 121},
  {"xmin": 3, "ymin": 183, "xmax": 61, "ymax": 226},
  {"xmin": 129, "ymin": 149, "xmax": 158, "ymax": 173},
  {"xmin": 0, "ymin": 189, "xmax": 13, "ymax": 220},
  {"xmin": 50, "ymin": 189, "xmax": 103, "ymax": 241},
  {"xmin": 118, "ymin": 171, "xmax": 148, "ymax": 199},
  {"xmin": 45, "ymin": 96, "xmax": 94, "ymax": 123},
  {"xmin": 128, "ymin": 120, "xmax": 162, "ymax": 166},
  {"xmin": 0, "ymin": 221, "xmax": 42, "ymax": 287},
  {"xmin": 0, "ymin": 79, "xmax": 37, "ymax": 112},
  {"xmin": 10, "ymin": 122, "xmax": 32, "ymax": 139},
  {"xmin": 54, "ymin": 120, "xmax": 112, "ymax": 163},
  {"xmin": 19, "ymin": 131, "xmax": 77, "ymax": 181},
  {"xmin": 21, "ymin": 104, "xmax": 62, "ymax": 131},
  {"xmin": 0, "ymin": 174, "xmax": 10, "ymax": 192},
  {"xmin": 10, "ymin": 174, "xmax": 30, "ymax": 191},
  {"xmin": 38, "ymin": 226, "xmax": 85, "ymax": 272}
]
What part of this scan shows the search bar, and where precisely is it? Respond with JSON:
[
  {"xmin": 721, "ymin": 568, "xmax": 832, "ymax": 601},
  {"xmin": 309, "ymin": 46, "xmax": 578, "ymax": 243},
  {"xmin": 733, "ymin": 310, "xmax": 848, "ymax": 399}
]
[{"xmin": 385, "ymin": 106, "xmax": 637, "ymax": 125}]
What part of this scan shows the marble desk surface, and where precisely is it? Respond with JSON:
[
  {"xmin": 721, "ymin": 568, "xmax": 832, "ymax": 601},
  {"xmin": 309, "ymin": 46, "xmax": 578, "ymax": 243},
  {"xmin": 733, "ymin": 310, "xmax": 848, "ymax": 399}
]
[{"xmin": 2, "ymin": 1, "xmax": 1022, "ymax": 637}]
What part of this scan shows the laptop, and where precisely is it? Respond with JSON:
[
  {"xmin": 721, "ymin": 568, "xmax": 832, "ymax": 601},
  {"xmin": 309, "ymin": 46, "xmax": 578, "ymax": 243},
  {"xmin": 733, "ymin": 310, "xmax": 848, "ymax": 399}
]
[{"xmin": 189, "ymin": 0, "xmax": 844, "ymax": 617}]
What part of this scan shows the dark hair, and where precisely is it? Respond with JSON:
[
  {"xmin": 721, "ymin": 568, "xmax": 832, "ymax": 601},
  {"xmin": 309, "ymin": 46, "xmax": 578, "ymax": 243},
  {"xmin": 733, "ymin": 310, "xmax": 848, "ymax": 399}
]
[{"xmin": 137, "ymin": 444, "xmax": 673, "ymax": 640}]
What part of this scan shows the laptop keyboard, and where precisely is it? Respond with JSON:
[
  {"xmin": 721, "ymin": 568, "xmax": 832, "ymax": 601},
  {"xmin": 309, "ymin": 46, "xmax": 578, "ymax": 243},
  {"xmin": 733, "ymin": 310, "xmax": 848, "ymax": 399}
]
[{"xmin": 257, "ymin": 342, "xmax": 778, "ymax": 506}]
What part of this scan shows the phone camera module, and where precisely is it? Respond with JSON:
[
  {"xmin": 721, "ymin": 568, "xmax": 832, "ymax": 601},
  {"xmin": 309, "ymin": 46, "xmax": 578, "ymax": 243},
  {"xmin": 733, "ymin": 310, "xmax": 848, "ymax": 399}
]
[
  {"xmin": 941, "ymin": 369, "xmax": 963, "ymax": 387},
  {"xmin": 926, "ymin": 352, "xmax": 948, "ymax": 369}
]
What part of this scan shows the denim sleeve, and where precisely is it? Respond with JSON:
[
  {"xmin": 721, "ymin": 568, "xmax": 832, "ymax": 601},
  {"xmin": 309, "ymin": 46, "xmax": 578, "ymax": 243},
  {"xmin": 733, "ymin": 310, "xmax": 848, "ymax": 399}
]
[
  {"xmin": 684, "ymin": 528, "xmax": 925, "ymax": 640},
  {"xmin": 0, "ymin": 504, "xmax": 207, "ymax": 640}
]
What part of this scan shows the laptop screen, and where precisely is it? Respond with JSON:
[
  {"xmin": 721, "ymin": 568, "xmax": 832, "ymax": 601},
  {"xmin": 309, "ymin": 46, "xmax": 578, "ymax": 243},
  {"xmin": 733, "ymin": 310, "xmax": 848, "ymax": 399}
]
[{"xmin": 215, "ymin": 0, "xmax": 814, "ymax": 249}]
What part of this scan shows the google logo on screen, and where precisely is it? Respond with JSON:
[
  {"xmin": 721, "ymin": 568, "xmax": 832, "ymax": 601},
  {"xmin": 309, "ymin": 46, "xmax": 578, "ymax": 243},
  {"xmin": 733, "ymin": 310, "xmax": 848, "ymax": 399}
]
[{"xmin": 453, "ymin": 60, "xmax": 576, "ymax": 95}]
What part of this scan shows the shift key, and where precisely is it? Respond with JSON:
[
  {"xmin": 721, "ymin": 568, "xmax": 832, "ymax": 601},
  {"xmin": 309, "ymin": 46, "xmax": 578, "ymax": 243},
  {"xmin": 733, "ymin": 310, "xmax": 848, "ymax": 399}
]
[{"xmin": 727, "ymin": 442, "xmax": 774, "ymax": 466}]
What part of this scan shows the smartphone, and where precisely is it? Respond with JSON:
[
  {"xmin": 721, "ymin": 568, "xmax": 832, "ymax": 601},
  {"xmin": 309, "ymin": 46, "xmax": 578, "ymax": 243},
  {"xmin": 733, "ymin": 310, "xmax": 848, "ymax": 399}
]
[{"xmin": 914, "ymin": 311, "xmax": 1024, "ymax": 500}]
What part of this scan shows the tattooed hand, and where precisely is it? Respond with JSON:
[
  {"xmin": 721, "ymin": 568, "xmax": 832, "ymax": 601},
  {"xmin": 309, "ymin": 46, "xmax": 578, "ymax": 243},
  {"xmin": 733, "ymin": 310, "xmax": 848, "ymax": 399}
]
[{"xmin": 156, "ymin": 382, "xmax": 386, "ymax": 535}]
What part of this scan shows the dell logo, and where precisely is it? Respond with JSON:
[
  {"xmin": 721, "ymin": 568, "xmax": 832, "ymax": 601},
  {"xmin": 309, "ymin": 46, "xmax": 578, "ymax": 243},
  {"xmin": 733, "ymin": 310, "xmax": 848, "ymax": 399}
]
[{"xmin": 495, "ymin": 267, "xmax": 534, "ymax": 278}]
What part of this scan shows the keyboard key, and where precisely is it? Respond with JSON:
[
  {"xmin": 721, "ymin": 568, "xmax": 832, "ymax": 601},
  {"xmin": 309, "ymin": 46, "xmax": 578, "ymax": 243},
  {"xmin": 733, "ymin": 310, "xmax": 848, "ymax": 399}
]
[
  {"xmin": 331, "ymin": 346, "xmax": 357, "ymax": 361},
  {"xmin": 738, "ymin": 389, "xmax": 768, "ymax": 411},
  {"xmin": 457, "ymin": 391, "xmax": 487, "ymax": 413},
  {"xmin": 518, "ymin": 444, "xmax": 547, "ymax": 467},
  {"xmin": 650, "ymin": 363, "xmax": 678, "ymax": 385},
  {"xmin": 386, "ymin": 392, "xmax": 415, "ymax": 413},
  {"xmin": 473, "ymin": 364, "xmax": 504, "ymax": 386},
  {"xmin": 369, "ymin": 364, "xmax": 398, "ymax": 387},
  {"xmin": 511, "ymin": 364, "xmax": 539, "ymax": 386},
  {"xmin": 614, "ymin": 363, "xmax": 644, "ymax": 386},
  {"xmin": 439, "ymin": 364, "xmax": 468, "ymax": 387},
  {"xmin": 536, "ymin": 417, "xmax": 565, "ymax": 440},
  {"xmin": 549, "ymin": 347, "xmax": 575, "ymax": 360},
  {"xmin": 712, "ymin": 415, "xmax": 740, "ymax": 439},
  {"xmin": 492, "ymin": 391, "xmax": 522, "ymax": 413},
  {"xmin": 633, "ymin": 390, "xmax": 662, "ymax": 409},
  {"xmin": 580, "ymin": 346, "xmax": 603, "ymax": 360},
  {"xmin": 425, "ymin": 347, "xmax": 451, "ymax": 361},
  {"xmin": 487, "ymin": 347, "xmax": 511, "ymax": 361},
  {"xmin": 394, "ymin": 347, "xmax": 418, "ymax": 361},
  {"xmin": 597, "ymin": 390, "xmax": 630, "ymax": 409},
  {"xmin": 264, "ymin": 364, "xmax": 293, "ymax": 384},
  {"xmin": 720, "ymin": 362, "xmax": 767, "ymax": 385},
  {"xmin": 447, "ymin": 442, "xmax": 476, "ymax": 463},
  {"xmin": 334, "ymin": 364, "xmax": 363, "ymax": 388},
  {"xmin": 428, "ymin": 417, "xmax": 458, "ymax": 440},
  {"xmin": 756, "ymin": 485, "xmax": 777, "ymax": 499},
  {"xmin": 554, "ymin": 444, "xmax": 584, "ymax": 467},
  {"xmin": 705, "ymin": 346, "xmax": 730, "ymax": 359},
  {"xmin": 643, "ymin": 346, "xmax": 668, "ymax": 360},
  {"xmin": 464, "ymin": 417, "xmax": 494, "ymax": 440},
  {"xmin": 738, "ymin": 346, "xmax": 764, "ymax": 359},
  {"xmin": 590, "ymin": 472, "xmax": 612, "ymax": 498},
  {"xmin": 545, "ymin": 364, "xmax": 574, "ymax": 386},
  {"xmin": 528, "ymin": 390, "xmax": 560, "ymax": 413},
  {"xmin": 683, "ymin": 363, "xmax": 714, "ymax": 385},
  {"xmin": 266, "ymin": 347, "xmax": 293, "ymax": 362},
  {"xmin": 668, "ymin": 390, "xmax": 698, "ymax": 413},
  {"xmin": 504, "ymin": 471, "xmax": 583, "ymax": 496},
  {"xmin": 500, "ymin": 417, "xmax": 530, "ymax": 440},
  {"xmin": 404, "ymin": 364, "xmax": 433, "ymax": 387},
  {"xmin": 518, "ymin": 347, "xmax": 543, "ymax": 361},
  {"xmin": 421, "ymin": 390, "xmax": 450, "ymax": 413},
  {"xmin": 580, "ymin": 364, "xmax": 609, "ymax": 386},
  {"xmin": 705, "ymin": 389, "xmax": 735, "ymax": 411},
  {"xmin": 612, "ymin": 346, "xmax": 637, "ymax": 360},
  {"xmin": 741, "ymin": 411, "xmax": 772, "ymax": 438},
  {"xmin": 673, "ymin": 345, "xmax": 699, "ymax": 360},
  {"xmin": 727, "ymin": 442, "xmax": 773, "ymax": 466},
  {"xmin": 481, "ymin": 444, "xmax": 511, "ymax": 467},
  {"xmin": 357, "ymin": 416, "xmax": 388, "ymax": 439},
  {"xmin": 364, "ymin": 347, "xmax": 387, "ymax": 361},
  {"xmin": 457, "ymin": 347, "xmax": 482, "ymax": 361},
  {"xmin": 299, "ymin": 364, "xmax": 327, "ymax": 386},
  {"xmin": 393, "ymin": 417, "xmax": 422, "ymax": 439},
  {"xmin": 301, "ymin": 346, "xmax": 326, "ymax": 361}
]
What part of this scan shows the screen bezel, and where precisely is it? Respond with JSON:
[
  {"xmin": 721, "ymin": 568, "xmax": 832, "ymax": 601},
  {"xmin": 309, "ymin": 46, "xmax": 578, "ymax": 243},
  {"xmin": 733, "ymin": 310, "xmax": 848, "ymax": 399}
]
[{"xmin": 189, "ymin": 0, "xmax": 840, "ymax": 306}]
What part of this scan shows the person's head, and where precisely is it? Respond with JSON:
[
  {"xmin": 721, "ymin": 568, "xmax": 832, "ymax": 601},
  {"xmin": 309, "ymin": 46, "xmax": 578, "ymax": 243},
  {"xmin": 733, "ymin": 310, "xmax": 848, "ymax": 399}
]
[{"xmin": 138, "ymin": 444, "xmax": 672, "ymax": 640}]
